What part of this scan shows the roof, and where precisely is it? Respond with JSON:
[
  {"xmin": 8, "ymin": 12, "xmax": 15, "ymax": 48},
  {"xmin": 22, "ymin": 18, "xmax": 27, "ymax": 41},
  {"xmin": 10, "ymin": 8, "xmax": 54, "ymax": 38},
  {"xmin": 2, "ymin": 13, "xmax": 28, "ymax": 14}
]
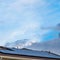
[
  {"xmin": 0, "ymin": 46, "xmax": 60, "ymax": 59},
  {"xmin": 0, "ymin": 46, "xmax": 13, "ymax": 51}
]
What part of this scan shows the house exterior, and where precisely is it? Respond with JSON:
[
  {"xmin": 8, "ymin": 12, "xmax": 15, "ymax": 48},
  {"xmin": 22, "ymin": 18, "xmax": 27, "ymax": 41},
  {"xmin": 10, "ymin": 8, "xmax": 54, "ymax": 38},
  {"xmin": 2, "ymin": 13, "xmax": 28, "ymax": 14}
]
[{"xmin": 0, "ymin": 46, "xmax": 60, "ymax": 60}]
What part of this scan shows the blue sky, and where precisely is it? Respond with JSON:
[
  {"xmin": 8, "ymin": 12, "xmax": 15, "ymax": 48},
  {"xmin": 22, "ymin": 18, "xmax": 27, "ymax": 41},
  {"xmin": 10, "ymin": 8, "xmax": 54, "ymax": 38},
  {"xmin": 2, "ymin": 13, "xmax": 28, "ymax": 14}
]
[{"xmin": 0, "ymin": 0, "xmax": 60, "ymax": 46}]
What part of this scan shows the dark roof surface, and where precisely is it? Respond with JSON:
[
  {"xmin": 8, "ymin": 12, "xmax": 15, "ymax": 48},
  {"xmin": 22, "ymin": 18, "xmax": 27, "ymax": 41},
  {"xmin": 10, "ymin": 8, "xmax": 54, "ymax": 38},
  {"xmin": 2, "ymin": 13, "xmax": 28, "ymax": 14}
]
[{"xmin": 0, "ymin": 46, "xmax": 60, "ymax": 59}]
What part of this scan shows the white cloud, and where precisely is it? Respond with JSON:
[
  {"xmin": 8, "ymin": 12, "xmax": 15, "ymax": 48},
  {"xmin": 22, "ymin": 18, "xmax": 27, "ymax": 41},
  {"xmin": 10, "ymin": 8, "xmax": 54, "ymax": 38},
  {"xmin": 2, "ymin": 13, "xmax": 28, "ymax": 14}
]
[
  {"xmin": 0, "ymin": 0, "xmax": 50, "ymax": 46},
  {"xmin": 6, "ymin": 20, "xmax": 40, "ymax": 41}
]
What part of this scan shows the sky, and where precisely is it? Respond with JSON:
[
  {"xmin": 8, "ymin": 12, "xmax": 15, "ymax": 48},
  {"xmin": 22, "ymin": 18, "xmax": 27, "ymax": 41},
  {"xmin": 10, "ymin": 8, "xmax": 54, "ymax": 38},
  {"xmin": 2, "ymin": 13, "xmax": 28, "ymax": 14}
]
[{"xmin": 0, "ymin": 0, "xmax": 60, "ymax": 46}]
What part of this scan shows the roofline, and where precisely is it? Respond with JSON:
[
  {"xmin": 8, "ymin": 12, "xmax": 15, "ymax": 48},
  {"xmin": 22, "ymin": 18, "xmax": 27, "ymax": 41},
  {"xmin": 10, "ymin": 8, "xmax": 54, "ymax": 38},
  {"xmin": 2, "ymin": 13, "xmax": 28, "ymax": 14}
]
[{"xmin": 0, "ymin": 52, "xmax": 60, "ymax": 59}]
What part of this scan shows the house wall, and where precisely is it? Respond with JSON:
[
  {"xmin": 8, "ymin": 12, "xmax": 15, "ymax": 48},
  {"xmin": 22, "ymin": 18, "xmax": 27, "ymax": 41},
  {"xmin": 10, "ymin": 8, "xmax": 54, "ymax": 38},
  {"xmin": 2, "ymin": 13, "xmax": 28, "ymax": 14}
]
[
  {"xmin": 31, "ymin": 59, "xmax": 57, "ymax": 60},
  {"xmin": 0, "ymin": 57, "xmax": 59, "ymax": 60},
  {"xmin": 0, "ymin": 54, "xmax": 59, "ymax": 60}
]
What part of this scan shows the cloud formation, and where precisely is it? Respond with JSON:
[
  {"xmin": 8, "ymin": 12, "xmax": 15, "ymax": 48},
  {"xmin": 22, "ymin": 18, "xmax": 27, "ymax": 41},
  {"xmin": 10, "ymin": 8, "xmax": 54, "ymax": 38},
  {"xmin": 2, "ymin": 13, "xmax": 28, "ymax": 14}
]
[
  {"xmin": 27, "ymin": 38, "xmax": 60, "ymax": 55},
  {"xmin": 0, "ymin": 0, "xmax": 45, "ymax": 45},
  {"xmin": 0, "ymin": 0, "xmax": 60, "ymax": 48}
]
